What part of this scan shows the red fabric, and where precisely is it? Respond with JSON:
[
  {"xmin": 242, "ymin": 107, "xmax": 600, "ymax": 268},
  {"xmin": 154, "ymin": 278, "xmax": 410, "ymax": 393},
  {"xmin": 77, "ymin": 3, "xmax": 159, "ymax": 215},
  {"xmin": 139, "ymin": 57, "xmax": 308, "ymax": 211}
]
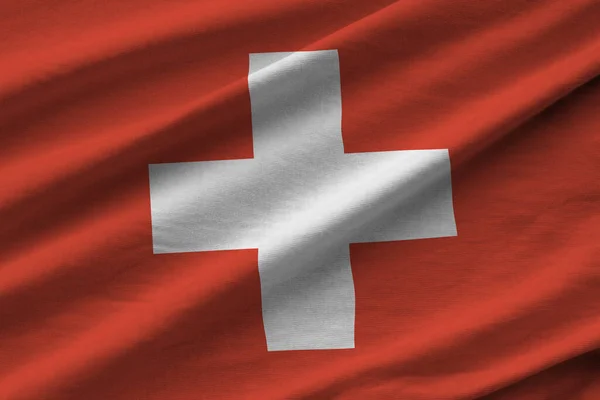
[{"xmin": 1, "ymin": 1, "xmax": 599, "ymax": 398}]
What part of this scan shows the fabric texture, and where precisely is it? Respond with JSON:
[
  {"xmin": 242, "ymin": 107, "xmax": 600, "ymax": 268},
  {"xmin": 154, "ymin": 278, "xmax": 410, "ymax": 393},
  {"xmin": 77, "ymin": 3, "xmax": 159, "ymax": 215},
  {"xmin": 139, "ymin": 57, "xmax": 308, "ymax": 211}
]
[{"xmin": 0, "ymin": 1, "xmax": 599, "ymax": 399}]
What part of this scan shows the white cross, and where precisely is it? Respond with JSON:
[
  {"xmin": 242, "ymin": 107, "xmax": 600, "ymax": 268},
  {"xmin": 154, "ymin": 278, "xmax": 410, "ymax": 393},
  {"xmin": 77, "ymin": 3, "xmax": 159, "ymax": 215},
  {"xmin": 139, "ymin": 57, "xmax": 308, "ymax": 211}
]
[{"xmin": 148, "ymin": 50, "xmax": 457, "ymax": 351}]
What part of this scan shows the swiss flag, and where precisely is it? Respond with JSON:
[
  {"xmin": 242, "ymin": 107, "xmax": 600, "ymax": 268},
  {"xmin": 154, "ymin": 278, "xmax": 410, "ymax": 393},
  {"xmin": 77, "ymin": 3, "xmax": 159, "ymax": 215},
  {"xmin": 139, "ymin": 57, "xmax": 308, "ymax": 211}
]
[{"xmin": 1, "ymin": 1, "xmax": 599, "ymax": 399}]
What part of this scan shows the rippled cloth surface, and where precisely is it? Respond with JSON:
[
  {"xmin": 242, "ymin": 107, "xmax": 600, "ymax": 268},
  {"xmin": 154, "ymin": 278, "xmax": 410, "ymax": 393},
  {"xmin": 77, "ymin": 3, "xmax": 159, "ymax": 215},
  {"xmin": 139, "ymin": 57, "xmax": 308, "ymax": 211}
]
[{"xmin": 1, "ymin": 1, "xmax": 599, "ymax": 399}]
